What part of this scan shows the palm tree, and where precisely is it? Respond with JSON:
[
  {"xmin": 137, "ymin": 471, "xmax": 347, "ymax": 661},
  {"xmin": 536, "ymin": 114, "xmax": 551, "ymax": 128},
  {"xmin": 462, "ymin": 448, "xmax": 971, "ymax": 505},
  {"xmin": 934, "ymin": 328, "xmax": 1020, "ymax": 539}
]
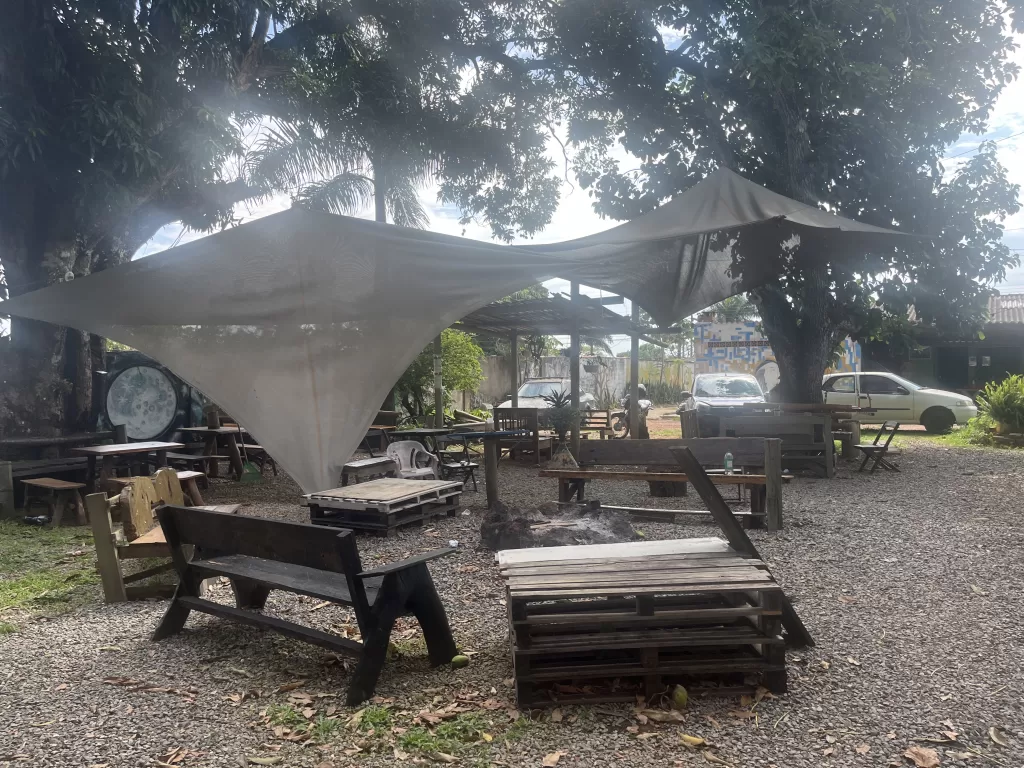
[{"xmin": 706, "ymin": 295, "xmax": 759, "ymax": 323}]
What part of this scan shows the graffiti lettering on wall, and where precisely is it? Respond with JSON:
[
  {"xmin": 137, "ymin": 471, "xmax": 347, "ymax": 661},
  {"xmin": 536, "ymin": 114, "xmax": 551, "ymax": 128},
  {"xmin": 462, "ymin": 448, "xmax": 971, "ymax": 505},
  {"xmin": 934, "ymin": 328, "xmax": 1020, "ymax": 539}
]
[{"xmin": 694, "ymin": 322, "xmax": 861, "ymax": 394}]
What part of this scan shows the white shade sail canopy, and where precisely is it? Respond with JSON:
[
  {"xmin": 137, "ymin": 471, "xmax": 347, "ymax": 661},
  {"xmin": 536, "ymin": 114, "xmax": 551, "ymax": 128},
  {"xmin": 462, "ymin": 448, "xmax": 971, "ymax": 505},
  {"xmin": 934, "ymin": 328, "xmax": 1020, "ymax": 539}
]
[{"xmin": 1, "ymin": 169, "xmax": 910, "ymax": 491}]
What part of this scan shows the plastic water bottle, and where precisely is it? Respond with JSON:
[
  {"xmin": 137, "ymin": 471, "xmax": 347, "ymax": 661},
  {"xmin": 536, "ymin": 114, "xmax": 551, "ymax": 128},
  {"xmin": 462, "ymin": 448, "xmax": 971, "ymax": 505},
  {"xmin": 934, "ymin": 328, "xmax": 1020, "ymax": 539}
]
[{"xmin": 724, "ymin": 451, "xmax": 734, "ymax": 475}]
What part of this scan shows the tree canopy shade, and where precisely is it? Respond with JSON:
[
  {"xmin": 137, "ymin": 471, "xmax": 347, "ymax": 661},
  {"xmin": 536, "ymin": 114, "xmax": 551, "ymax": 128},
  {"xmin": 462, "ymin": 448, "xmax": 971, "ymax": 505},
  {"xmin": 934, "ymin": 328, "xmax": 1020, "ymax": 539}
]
[
  {"xmin": 514, "ymin": 0, "xmax": 1022, "ymax": 400},
  {"xmin": 0, "ymin": 170, "xmax": 910, "ymax": 492}
]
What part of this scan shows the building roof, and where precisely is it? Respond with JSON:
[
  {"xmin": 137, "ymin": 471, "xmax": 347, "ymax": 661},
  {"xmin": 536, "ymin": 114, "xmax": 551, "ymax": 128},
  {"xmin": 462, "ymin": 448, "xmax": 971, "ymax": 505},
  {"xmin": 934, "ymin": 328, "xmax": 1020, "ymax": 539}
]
[{"xmin": 988, "ymin": 293, "xmax": 1024, "ymax": 325}]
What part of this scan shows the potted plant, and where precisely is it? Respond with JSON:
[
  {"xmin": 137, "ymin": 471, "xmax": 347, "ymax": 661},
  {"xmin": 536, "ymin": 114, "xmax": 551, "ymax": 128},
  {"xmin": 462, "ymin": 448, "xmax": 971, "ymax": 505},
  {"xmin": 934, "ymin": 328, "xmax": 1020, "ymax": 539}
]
[{"xmin": 542, "ymin": 389, "xmax": 581, "ymax": 468}]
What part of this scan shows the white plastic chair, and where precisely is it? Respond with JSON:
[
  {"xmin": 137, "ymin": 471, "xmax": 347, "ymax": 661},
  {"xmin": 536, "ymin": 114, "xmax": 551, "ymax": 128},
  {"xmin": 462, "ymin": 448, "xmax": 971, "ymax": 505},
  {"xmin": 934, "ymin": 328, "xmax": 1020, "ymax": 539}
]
[{"xmin": 385, "ymin": 441, "xmax": 440, "ymax": 480}]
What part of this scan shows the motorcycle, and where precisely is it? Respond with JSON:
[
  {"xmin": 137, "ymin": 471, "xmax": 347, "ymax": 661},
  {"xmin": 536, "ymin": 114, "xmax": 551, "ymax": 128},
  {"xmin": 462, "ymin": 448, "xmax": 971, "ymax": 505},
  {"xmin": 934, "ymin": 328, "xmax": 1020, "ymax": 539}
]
[{"xmin": 611, "ymin": 386, "xmax": 653, "ymax": 439}]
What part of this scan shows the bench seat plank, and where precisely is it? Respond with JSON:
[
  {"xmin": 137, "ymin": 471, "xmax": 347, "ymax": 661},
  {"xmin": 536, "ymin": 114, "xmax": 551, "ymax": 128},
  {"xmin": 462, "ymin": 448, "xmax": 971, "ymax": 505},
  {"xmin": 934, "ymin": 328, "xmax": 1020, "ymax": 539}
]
[
  {"xmin": 192, "ymin": 554, "xmax": 383, "ymax": 607},
  {"xmin": 539, "ymin": 469, "xmax": 771, "ymax": 484}
]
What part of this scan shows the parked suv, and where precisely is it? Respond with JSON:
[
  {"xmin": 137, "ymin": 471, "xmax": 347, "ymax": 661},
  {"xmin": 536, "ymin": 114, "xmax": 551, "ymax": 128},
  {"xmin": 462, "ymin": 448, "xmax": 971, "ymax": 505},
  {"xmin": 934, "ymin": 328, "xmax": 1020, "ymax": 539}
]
[
  {"xmin": 677, "ymin": 372, "xmax": 766, "ymax": 436},
  {"xmin": 821, "ymin": 371, "xmax": 976, "ymax": 433}
]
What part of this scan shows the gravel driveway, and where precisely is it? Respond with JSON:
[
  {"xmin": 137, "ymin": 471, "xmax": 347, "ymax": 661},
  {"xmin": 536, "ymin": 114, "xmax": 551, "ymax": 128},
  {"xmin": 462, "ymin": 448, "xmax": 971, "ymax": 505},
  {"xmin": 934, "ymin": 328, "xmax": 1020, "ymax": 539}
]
[{"xmin": 1, "ymin": 439, "xmax": 1022, "ymax": 768}]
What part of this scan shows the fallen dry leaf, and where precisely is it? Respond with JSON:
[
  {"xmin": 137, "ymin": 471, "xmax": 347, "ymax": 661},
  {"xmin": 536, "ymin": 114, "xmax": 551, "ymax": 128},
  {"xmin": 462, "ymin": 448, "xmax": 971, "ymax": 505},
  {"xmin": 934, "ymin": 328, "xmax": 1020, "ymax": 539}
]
[
  {"xmin": 821, "ymin": 661, "xmax": 831, "ymax": 670},
  {"xmin": 702, "ymin": 752, "xmax": 733, "ymax": 767},
  {"xmin": 275, "ymin": 681, "xmax": 306, "ymax": 694},
  {"xmin": 726, "ymin": 710, "xmax": 755, "ymax": 720},
  {"xmin": 247, "ymin": 758, "xmax": 283, "ymax": 766},
  {"xmin": 946, "ymin": 752, "xmax": 974, "ymax": 760},
  {"xmin": 639, "ymin": 709, "xmax": 686, "ymax": 723},
  {"xmin": 825, "ymin": 735, "xmax": 837, "ymax": 744},
  {"xmin": 969, "ymin": 584, "xmax": 988, "ymax": 596},
  {"xmin": 543, "ymin": 752, "xmax": 565, "ymax": 767},
  {"xmin": 428, "ymin": 752, "xmax": 458, "ymax": 763},
  {"xmin": 847, "ymin": 656, "xmax": 861, "ymax": 667},
  {"xmin": 550, "ymin": 708, "xmax": 563, "ymax": 723},
  {"xmin": 856, "ymin": 744, "xmax": 870, "ymax": 754},
  {"xmin": 988, "ymin": 726, "xmax": 1009, "ymax": 747},
  {"xmin": 838, "ymin": 595, "xmax": 858, "ymax": 604},
  {"xmin": 680, "ymin": 734, "xmax": 706, "ymax": 748},
  {"xmin": 903, "ymin": 746, "xmax": 940, "ymax": 768},
  {"xmin": 822, "ymin": 747, "xmax": 834, "ymax": 756}
]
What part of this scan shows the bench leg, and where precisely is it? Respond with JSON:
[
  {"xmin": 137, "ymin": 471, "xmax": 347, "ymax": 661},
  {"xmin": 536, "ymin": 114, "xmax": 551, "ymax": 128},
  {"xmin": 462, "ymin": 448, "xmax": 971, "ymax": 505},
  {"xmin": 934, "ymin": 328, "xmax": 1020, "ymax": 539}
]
[
  {"xmin": 857, "ymin": 450, "xmax": 872, "ymax": 472},
  {"xmin": 406, "ymin": 567, "xmax": 458, "ymax": 666},
  {"xmin": 153, "ymin": 572, "xmax": 201, "ymax": 640},
  {"xmin": 183, "ymin": 477, "xmax": 205, "ymax": 506},
  {"xmin": 348, "ymin": 603, "xmax": 403, "ymax": 706},
  {"xmin": 231, "ymin": 579, "xmax": 271, "ymax": 610}
]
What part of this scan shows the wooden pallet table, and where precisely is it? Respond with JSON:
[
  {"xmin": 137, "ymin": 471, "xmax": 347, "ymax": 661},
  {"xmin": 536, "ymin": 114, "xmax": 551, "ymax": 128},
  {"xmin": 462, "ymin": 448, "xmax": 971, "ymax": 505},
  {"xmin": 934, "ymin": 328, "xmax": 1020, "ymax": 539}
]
[
  {"xmin": 498, "ymin": 538, "xmax": 787, "ymax": 708},
  {"xmin": 304, "ymin": 478, "xmax": 463, "ymax": 535}
]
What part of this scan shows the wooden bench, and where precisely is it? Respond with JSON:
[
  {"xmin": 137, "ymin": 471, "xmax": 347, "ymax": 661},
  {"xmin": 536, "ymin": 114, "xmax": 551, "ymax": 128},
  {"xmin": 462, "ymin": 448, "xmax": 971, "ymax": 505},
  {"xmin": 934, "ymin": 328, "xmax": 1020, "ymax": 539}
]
[
  {"xmin": 341, "ymin": 456, "xmax": 398, "ymax": 486},
  {"xmin": 580, "ymin": 409, "xmax": 613, "ymax": 439},
  {"xmin": 151, "ymin": 505, "xmax": 459, "ymax": 705},
  {"xmin": 717, "ymin": 412, "xmax": 835, "ymax": 478},
  {"xmin": 164, "ymin": 451, "xmax": 229, "ymax": 475},
  {"xmin": 21, "ymin": 477, "xmax": 87, "ymax": 526},
  {"xmin": 86, "ymin": 468, "xmax": 242, "ymax": 602},
  {"xmin": 539, "ymin": 438, "xmax": 785, "ymax": 529},
  {"xmin": 493, "ymin": 408, "xmax": 553, "ymax": 465}
]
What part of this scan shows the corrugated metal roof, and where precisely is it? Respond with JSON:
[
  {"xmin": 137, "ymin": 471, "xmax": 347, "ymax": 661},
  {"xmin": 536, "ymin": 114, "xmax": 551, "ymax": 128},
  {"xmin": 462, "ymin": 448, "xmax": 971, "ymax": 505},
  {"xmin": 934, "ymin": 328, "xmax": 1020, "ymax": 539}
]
[{"xmin": 989, "ymin": 293, "xmax": 1024, "ymax": 325}]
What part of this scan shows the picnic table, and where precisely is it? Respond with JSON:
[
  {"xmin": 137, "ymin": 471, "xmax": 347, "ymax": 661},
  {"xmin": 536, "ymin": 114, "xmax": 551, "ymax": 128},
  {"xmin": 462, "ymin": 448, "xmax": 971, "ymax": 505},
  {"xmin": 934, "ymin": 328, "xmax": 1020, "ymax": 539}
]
[
  {"xmin": 178, "ymin": 426, "xmax": 248, "ymax": 479},
  {"xmin": 72, "ymin": 441, "xmax": 184, "ymax": 492}
]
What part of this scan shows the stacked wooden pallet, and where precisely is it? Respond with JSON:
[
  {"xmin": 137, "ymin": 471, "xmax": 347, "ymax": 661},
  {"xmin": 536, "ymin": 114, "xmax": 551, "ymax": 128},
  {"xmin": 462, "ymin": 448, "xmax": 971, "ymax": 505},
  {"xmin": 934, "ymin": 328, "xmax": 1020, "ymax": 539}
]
[
  {"xmin": 499, "ymin": 538, "xmax": 787, "ymax": 707},
  {"xmin": 304, "ymin": 478, "xmax": 463, "ymax": 535}
]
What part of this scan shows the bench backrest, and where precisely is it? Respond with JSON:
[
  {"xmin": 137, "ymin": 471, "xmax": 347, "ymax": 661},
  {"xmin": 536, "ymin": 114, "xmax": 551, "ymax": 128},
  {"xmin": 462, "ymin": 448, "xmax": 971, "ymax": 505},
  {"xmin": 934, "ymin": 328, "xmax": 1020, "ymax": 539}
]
[
  {"xmin": 717, "ymin": 413, "xmax": 829, "ymax": 446},
  {"xmin": 581, "ymin": 410, "xmax": 611, "ymax": 429},
  {"xmin": 577, "ymin": 437, "xmax": 767, "ymax": 468},
  {"xmin": 157, "ymin": 505, "xmax": 362, "ymax": 575},
  {"xmin": 493, "ymin": 407, "xmax": 540, "ymax": 433}
]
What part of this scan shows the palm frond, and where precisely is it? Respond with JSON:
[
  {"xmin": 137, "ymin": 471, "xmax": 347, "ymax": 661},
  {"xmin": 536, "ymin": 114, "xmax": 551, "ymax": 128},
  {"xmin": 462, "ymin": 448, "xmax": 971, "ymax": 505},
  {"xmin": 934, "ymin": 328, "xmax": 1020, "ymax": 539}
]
[
  {"xmin": 294, "ymin": 173, "xmax": 374, "ymax": 215},
  {"xmin": 244, "ymin": 122, "xmax": 367, "ymax": 190},
  {"xmin": 385, "ymin": 178, "xmax": 429, "ymax": 229}
]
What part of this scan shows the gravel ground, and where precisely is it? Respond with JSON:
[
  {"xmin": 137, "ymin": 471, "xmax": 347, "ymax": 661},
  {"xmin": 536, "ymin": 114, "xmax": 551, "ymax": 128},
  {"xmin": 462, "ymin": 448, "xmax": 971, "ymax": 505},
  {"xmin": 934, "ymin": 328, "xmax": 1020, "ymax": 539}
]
[{"xmin": 2, "ymin": 438, "xmax": 1023, "ymax": 768}]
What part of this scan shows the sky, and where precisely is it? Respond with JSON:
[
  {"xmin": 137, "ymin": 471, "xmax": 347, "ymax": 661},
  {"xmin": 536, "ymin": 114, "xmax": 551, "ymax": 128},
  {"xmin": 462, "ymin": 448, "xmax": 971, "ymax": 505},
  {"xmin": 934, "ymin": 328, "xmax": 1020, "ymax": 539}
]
[{"xmin": 121, "ymin": 33, "xmax": 1024, "ymax": 351}]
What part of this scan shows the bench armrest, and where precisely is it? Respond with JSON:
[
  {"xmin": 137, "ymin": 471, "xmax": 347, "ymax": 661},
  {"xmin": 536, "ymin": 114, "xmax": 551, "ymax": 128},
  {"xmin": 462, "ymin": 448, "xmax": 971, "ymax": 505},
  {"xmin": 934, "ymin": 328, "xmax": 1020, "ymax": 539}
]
[{"xmin": 358, "ymin": 547, "xmax": 456, "ymax": 578}]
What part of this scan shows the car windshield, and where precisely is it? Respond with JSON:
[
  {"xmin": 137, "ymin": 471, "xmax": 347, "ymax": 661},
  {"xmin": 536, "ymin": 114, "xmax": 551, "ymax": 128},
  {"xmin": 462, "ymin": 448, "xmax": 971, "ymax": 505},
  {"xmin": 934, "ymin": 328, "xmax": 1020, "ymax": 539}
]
[
  {"xmin": 694, "ymin": 376, "xmax": 763, "ymax": 398},
  {"xmin": 518, "ymin": 381, "xmax": 565, "ymax": 398}
]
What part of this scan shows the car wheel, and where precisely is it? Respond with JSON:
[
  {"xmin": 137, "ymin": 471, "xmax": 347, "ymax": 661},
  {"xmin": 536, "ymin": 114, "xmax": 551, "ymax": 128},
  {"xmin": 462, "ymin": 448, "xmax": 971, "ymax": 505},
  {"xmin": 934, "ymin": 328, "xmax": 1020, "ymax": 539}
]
[{"xmin": 921, "ymin": 407, "xmax": 956, "ymax": 434}]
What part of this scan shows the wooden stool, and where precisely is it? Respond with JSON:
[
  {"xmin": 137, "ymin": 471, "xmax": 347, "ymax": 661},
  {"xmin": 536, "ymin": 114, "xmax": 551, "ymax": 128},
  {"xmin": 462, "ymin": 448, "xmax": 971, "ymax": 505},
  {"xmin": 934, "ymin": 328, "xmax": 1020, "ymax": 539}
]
[
  {"xmin": 174, "ymin": 470, "xmax": 208, "ymax": 505},
  {"xmin": 21, "ymin": 477, "xmax": 87, "ymax": 525}
]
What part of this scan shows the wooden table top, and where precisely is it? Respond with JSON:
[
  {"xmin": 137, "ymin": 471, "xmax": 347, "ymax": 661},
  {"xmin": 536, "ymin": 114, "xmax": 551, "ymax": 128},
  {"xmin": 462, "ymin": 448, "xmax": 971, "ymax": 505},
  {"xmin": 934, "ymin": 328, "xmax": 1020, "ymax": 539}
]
[
  {"xmin": 307, "ymin": 477, "xmax": 463, "ymax": 503},
  {"xmin": 72, "ymin": 441, "xmax": 184, "ymax": 456}
]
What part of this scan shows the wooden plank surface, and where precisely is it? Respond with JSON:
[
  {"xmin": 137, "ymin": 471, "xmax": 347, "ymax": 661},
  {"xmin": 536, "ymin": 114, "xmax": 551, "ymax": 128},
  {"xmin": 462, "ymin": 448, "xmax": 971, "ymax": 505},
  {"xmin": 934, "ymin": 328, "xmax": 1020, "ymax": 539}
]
[
  {"xmin": 308, "ymin": 478, "xmax": 463, "ymax": 503},
  {"xmin": 72, "ymin": 441, "xmax": 184, "ymax": 456},
  {"xmin": 577, "ymin": 438, "xmax": 766, "ymax": 467},
  {"xmin": 179, "ymin": 427, "xmax": 248, "ymax": 435},
  {"xmin": 20, "ymin": 477, "xmax": 86, "ymax": 490},
  {"xmin": 498, "ymin": 537, "xmax": 731, "ymax": 566}
]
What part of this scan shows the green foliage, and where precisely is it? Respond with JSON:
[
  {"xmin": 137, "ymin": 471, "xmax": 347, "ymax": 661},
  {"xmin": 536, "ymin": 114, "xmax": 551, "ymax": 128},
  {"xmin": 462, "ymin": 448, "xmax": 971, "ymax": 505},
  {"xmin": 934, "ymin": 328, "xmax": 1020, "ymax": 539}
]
[
  {"xmin": 702, "ymin": 296, "xmax": 759, "ymax": 323},
  {"xmin": 939, "ymin": 415, "xmax": 999, "ymax": 448},
  {"xmin": 396, "ymin": 329, "xmax": 484, "ymax": 421},
  {"xmin": 977, "ymin": 375, "xmax": 1024, "ymax": 432},
  {"xmin": 642, "ymin": 379, "xmax": 687, "ymax": 406},
  {"xmin": 542, "ymin": 389, "xmax": 581, "ymax": 443},
  {"xmin": 0, "ymin": 621, "xmax": 16, "ymax": 635},
  {"xmin": 0, "ymin": 521, "xmax": 97, "ymax": 615},
  {"xmin": 399, "ymin": 713, "xmax": 491, "ymax": 758},
  {"xmin": 523, "ymin": 0, "xmax": 1020, "ymax": 401}
]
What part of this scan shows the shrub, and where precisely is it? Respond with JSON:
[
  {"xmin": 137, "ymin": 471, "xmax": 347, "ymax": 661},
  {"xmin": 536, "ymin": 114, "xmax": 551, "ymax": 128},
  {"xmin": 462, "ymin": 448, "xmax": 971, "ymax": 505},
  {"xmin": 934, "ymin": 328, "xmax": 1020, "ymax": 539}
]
[
  {"xmin": 977, "ymin": 374, "xmax": 1024, "ymax": 433},
  {"xmin": 541, "ymin": 389, "xmax": 580, "ymax": 443}
]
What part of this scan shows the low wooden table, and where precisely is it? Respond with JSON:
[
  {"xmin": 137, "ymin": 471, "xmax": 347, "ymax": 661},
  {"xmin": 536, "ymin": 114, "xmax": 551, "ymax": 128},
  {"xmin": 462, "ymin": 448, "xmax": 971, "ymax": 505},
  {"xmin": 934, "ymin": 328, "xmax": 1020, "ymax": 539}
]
[
  {"xmin": 178, "ymin": 427, "xmax": 247, "ymax": 479},
  {"xmin": 498, "ymin": 538, "xmax": 787, "ymax": 707},
  {"xmin": 21, "ymin": 477, "xmax": 87, "ymax": 525},
  {"xmin": 73, "ymin": 441, "xmax": 184, "ymax": 493},
  {"xmin": 304, "ymin": 477, "xmax": 464, "ymax": 535}
]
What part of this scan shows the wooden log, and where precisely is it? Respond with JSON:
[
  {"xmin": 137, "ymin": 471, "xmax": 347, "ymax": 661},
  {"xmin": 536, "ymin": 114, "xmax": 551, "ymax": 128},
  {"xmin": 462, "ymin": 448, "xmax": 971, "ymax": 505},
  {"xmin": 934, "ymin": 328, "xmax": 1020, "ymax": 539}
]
[{"xmin": 764, "ymin": 438, "xmax": 783, "ymax": 531}]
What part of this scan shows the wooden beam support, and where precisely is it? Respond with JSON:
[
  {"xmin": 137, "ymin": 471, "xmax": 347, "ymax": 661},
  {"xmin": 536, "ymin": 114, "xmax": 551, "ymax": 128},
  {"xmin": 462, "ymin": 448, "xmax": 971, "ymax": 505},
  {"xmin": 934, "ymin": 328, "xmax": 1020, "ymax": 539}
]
[
  {"xmin": 433, "ymin": 334, "xmax": 444, "ymax": 428},
  {"xmin": 629, "ymin": 302, "xmax": 640, "ymax": 439},
  {"xmin": 570, "ymin": 282, "xmax": 581, "ymax": 458},
  {"xmin": 510, "ymin": 333, "xmax": 519, "ymax": 408},
  {"xmin": 764, "ymin": 439, "xmax": 783, "ymax": 531}
]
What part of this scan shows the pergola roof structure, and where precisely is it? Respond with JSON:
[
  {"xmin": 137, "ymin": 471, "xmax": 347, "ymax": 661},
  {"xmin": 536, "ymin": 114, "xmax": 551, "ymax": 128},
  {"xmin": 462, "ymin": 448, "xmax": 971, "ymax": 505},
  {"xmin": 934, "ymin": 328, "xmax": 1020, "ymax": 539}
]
[{"xmin": 457, "ymin": 296, "xmax": 670, "ymax": 339}]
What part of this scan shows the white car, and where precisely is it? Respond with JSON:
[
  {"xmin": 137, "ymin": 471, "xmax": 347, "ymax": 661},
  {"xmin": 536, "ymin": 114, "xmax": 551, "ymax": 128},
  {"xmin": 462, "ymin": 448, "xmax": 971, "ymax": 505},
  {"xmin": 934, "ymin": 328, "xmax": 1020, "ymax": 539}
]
[
  {"xmin": 496, "ymin": 378, "xmax": 597, "ymax": 411},
  {"xmin": 821, "ymin": 372, "xmax": 977, "ymax": 433}
]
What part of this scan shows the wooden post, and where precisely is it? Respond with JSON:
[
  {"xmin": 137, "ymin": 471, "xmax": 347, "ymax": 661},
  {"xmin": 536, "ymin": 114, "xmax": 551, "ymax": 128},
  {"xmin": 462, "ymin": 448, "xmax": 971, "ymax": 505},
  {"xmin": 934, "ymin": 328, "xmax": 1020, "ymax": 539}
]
[
  {"xmin": 680, "ymin": 409, "xmax": 700, "ymax": 438},
  {"xmin": 570, "ymin": 282, "xmax": 581, "ymax": 458},
  {"xmin": 764, "ymin": 438, "xmax": 783, "ymax": 531},
  {"xmin": 0, "ymin": 460, "xmax": 13, "ymax": 520},
  {"xmin": 510, "ymin": 333, "xmax": 519, "ymax": 408},
  {"xmin": 629, "ymin": 302, "xmax": 640, "ymax": 439},
  {"xmin": 822, "ymin": 414, "xmax": 834, "ymax": 478},
  {"xmin": 484, "ymin": 437, "xmax": 499, "ymax": 509},
  {"xmin": 433, "ymin": 334, "xmax": 444, "ymax": 428},
  {"xmin": 87, "ymin": 492, "xmax": 127, "ymax": 603},
  {"xmin": 113, "ymin": 424, "xmax": 128, "ymax": 443},
  {"xmin": 849, "ymin": 420, "xmax": 861, "ymax": 455}
]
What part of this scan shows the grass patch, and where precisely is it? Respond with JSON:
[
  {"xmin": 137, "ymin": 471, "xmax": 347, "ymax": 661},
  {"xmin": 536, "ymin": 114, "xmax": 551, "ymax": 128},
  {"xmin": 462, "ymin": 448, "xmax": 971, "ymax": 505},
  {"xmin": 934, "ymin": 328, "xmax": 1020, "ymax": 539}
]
[
  {"xmin": 0, "ymin": 621, "xmax": 17, "ymax": 635},
  {"xmin": 0, "ymin": 520, "xmax": 98, "ymax": 619},
  {"xmin": 266, "ymin": 704, "xmax": 342, "ymax": 744},
  {"xmin": 267, "ymin": 703, "xmax": 308, "ymax": 728},
  {"xmin": 400, "ymin": 713, "xmax": 492, "ymax": 759},
  {"xmin": 358, "ymin": 704, "xmax": 393, "ymax": 733},
  {"xmin": 504, "ymin": 715, "xmax": 534, "ymax": 741}
]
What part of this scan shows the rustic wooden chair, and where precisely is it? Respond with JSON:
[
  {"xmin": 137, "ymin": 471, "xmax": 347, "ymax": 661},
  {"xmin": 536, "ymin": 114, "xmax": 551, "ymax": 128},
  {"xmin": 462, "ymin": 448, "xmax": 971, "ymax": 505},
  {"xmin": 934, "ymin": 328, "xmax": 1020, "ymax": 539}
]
[
  {"xmin": 855, "ymin": 421, "xmax": 901, "ymax": 472},
  {"xmin": 87, "ymin": 468, "xmax": 241, "ymax": 602}
]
